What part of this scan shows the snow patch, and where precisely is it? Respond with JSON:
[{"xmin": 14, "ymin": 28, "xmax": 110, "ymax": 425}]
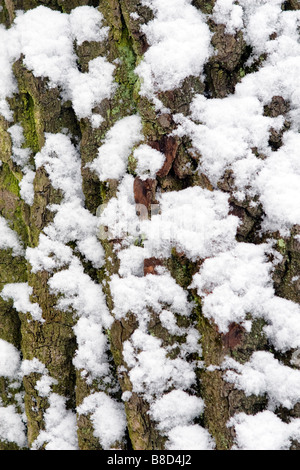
[{"xmin": 77, "ymin": 392, "xmax": 127, "ymax": 449}]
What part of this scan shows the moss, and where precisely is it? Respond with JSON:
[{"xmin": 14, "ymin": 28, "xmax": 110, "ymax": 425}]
[
  {"xmin": 0, "ymin": 0, "xmax": 11, "ymax": 27},
  {"xmin": 78, "ymin": 7, "xmax": 142, "ymax": 218},
  {"xmin": 20, "ymin": 307, "xmax": 77, "ymax": 428},
  {"xmin": 22, "ymin": 373, "xmax": 50, "ymax": 446},
  {"xmin": 0, "ymin": 248, "xmax": 27, "ymax": 350},
  {"xmin": 196, "ymin": 294, "xmax": 270, "ymax": 449},
  {"xmin": 0, "ymin": 163, "xmax": 30, "ymax": 244},
  {"xmin": 244, "ymin": 53, "xmax": 267, "ymax": 75},
  {"xmin": 17, "ymin": 264, "xmax": 77, "ymax": 446},
  {"xmin": 0, "ymin": 118, "xmax": 12, "ymax": 163},
  {"xmin": 99, "ymin": 0, "xmax": 123, "ymax": 42},
  {"xmin": 0, "ymin": 376, "xmax": 22, "ymax": 406},
  {"xmin": 12, "ymin": 59, "xmax": 78, "ymax": 154},
  {"xmin": 76, "ymin": 412, "xmax": 102, "ymax": 450},
  {"xmin": 167, "ymin": 248, "xmax": 197, "ymax": 289},
  {"xmin": 228, "ymin": 317, "xmax": 268, "ymax": 364},
  {"xmin": 195, "ymin": 305, "xmax": 233, "ymax": 450},
  {"xmin": 12, "ymin": 204, "xmax": 30, "ymax": 244},
  {"xmin": 109, "ymin": 26, "xmax": 139, "ymax": 122},
  {"xmin": 282, "ymin": 0, "xmax": 300, "ymax": 11},
  {"xmin": 272, "ymin": 231, "xmax": 300, "ymax": 305},
  {"xmin": 205, "ymin": 63, "xmax": 231, "ymax": 99},
  {"xmin": 9, "ymin": 62, "xmax": 44, "ymax": 154},
  {"xmin": 0, "ymin": 440, "xmax": 27, "ymax": 451},
  {"xmin": 117, "ymin": 28, "xmax": 138, "ymax": 87},
  {"xmin": 278, "ymin": 238, "xmax": 286, "ymax": 251},
  {"xmin": 98, "ymin": 4, "xmax": 141, "ymax": 125},
  {"xmin": 192, "ymin": 0, "xmax": 216, "ymax": 14},
  {"xmin": 0, "ymin": 254, "xmax": 26, "ymax": 445},
  {"xmin": 27, "ymin": 167, "xmax": 63, "ymax": 247},
  {"xmin": 0, "ymin": 296, "xmax": 22, "ymax": 347},
  {"xmin": 127, "ymin": 153, "xmax": 137, "ymax": 176},
  {"xmin": 1, "ymin": 162, "xmax": 21, "ymax": 196},
  {"xmin": 19, "ymin": 92, "xmax": 40, "ymax": 155}
]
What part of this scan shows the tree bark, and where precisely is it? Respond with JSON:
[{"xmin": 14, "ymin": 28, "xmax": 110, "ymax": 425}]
[{"xmin": 0, "ymin": 0, "xmax": 299, "ymax": 450}]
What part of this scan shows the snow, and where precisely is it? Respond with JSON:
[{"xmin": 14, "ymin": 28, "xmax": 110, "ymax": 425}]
[
  {"xmin": 238, "ymin": 0, "xmax": 284, "ymax": 56},
  {"xmin": 149, "ymin": 390, "xmax": 205, "ymax": 432},
  {"xmin": 173, "ymin": 5, "xmax": 300, "ymax": 234},
  {"xmin": 8, "ymin": 124, "xmax": 31, "ymax": 167},
  {"xmin": 133, "ymin": 144, "xmax": 165, "ymax": 180},
  {"xmin": 32, "ymin": 393, "xmax": 78, "ymax": 450},
  {"xmin": 90, "ymin": 113, "xmax": 104, "ymax": 129},
  {"xmin": 26, "ymin": 234, "xmax": 73, "ymax": 273},
  {"xmin": 166, "ymin": 425, "xmax": 215, "ymax": 450},
  {"xmin": 88, "ymin": 115, "xmax": 143, "ymax": 182},
  {"xmin": 44, "ymin": 200, "xmax": 103, "ymax": 256},
  {"xmin": 0, "ymin": 339, "xmax": 21, "ymax": 379},
  {"xmin": 0, "ymin": 0, "xmax": 300, "ymax": 452},
  {"xmin": 99, "ymin": 179, "xmax": 239, "ymax": 260},
  {"xmin": 0, "ymin": 6, "xmax": 115, "ymax": 121},
  {"xmin": 261, "ymin": 296, "xmax": 300, "ymax": 352},
  {"xmin": 212, "ymin": 0, "xmax": 244, "ymax": 34},
  {"xmin": 130, "ymin": 12, "xmax": 140, "ymax": 21},
  {"xmin": 141, "ymin": 186, "xmax": 239, "ymax": 261},
  {"xmin": 7, "ymin": 123, "xmax": 35, "ymax": 205},
  {"xmin": 35, "ymin": 375, "xmax": 58, "ymax": 398},
  {"xmin": 254, "ymin": 131, "xmax": 300, "ymax": 233},
  {"xmin": 136, "ymin": 0, "xmax": 212, "ymax": 99},
  {"xmin": 69, "ymin": 6, "xmax": 109, "ymax": 46},
  {"xmin": 48, "ymin": 258, "xmax": 111, "ymax": 327},
  {"xmin": 21, "ymin": 358, "xmax": 57, "ymax": 398},
  {"xmin": 0, "ymin": 216, "xmax": 24, "ymax": 256},
  {"xmin": 34, "ymin": 132, "xmax": 83, "ymax": 201},
  {"xmin": 26, "ymin": 133, "xmax": 105, "ymax": 271},
  {"xmin": 159, "ymin": 309, "xmax": 184, "ymax": 336},
  {"xmin": 1, "ymin": 282, "xmax": 44, "ymax": 322},
  {"xmin": 77, "ymin": 392, "xmax": 127, "ymax": 449},
  {"xmin": 110, "ymin": 272, "xmax": 192, "ymax": 323},
  {"xmin": 123, "ymin": 330, "xmax": 197, "ymax": 401},
  {"xmin": 223, "ymin": 351, "xmax": 300, "ymax": 410},
  {"xmin": 0, "ymin": 24, "xmax": 18, "ymax": 120},
  {"xmin": 67, "ymin": 56, "xmax": 115, "ymax": 119},
  {"xmin": 0, "ymin": 405, "xmax": 27, "ymax": 448},
  {"xmin": 110, "ymin": 268, "xmax": 203, "ymax": 413},
  {"xmin": 118, "ymin": 245, "xmax": 145, "ymax": 277},
  {"xmin": 48, "ymin": 258, "xmax": 113, "ymax": 382},
  {"xmin": 72, "ymin": 317, "xmax": 111, "ymax": 379},
  {"xmin": 19, "ymin": 167, "xmax": 35, "ymax": 206},
  {"xmin": 21, "ymin": 357, "xmax": 47, "ymax": 377},
  {"xmin": 174, "ymin": 94, "xmax": 282, "ymax": 188},
  {"xmin": 97, "ymin": 174, "xmax": 140, "ymax": 243},
  {"xmin": 191, "ymin": 241, "xmax": 300, "ymax": 352},
  {"xmin": 110, "ymin": 258, "xmax": 205, "ymax": 442},
  {"xmin": 76, "ymin": 235, "xmax": 105, "ymax": 269},
  {"xmin": 191, "ymin": 242, "xmax": 274, "ymax": 332}
]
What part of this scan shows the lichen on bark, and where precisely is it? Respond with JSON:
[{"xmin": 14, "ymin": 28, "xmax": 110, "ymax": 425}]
[{"xmin": 0, "ymin": 0, "xmax": 299, "ymax": 451}]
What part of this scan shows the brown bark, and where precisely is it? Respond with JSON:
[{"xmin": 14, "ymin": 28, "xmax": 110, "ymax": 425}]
[{"xmin": 0, "ymin": 0, "xmax": 299, "ymax": 451}]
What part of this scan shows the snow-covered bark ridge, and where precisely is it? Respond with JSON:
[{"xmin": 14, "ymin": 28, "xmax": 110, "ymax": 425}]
[{"xmin": 0, "ymin": 0, "xmax": 299, "ymax": 451}]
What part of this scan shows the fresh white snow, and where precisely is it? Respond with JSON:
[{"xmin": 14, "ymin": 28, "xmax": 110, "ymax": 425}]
[{"xmin": 0, "ymin": 0, "xmax": 300, "ymax": 451}]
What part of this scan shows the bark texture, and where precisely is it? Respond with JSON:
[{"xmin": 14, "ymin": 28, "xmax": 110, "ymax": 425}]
[{"xmin": 0, "ymin": 0, "xmax": 299, "ymax": 451}]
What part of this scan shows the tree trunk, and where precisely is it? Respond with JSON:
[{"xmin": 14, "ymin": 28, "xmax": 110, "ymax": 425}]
[{"xmin": 0, "ymin": 0, "xmax": 300, "ymax": 450}]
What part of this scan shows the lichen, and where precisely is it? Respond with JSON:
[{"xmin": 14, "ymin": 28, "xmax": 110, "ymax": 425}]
[
  {"xmin": 192, "ymin": 0, "xmax": 216, "ymax": 14},
  {"xmin": 19, "ymin": 92, "xmax": 40, "ymax": 155}
]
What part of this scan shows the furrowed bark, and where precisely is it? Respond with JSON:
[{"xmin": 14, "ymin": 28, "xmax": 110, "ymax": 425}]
[{"xmin": 0, "ymin": 0, "xmax": 299, "ymax": 451}]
